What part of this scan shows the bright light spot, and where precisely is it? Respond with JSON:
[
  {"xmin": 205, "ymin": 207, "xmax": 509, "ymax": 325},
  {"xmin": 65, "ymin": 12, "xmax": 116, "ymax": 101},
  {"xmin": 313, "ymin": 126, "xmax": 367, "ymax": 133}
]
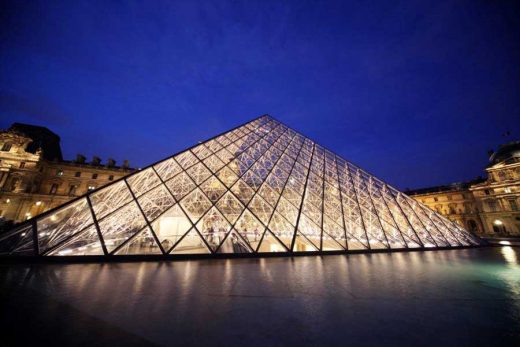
[
  {"xmin": 501, "ymin": 246, "xmax": 518, "ymax": 265},
  {"xmin": 499, "ymin": 241, "xmax": 511, "ymax": 246},
  {"xmin": 50, "ymin": 215, "xmax": 57, "ymax": 222},
  {"xmin": 35, "ymin": 201, "xmax": 42, "ymax": 206},
  {"xmin": 6, "ymin": 199, "xmax": 10, "ymax": 203},
  {"xmin": 21, "ymin": 232, "xmax": 26, "ymax": 237},
  {"xmin": 58, "ymin": 249, "xmax": 73, "ymax": 255},
  {"xmin": 494, "ymin": 219, "xmax": 503, "ymax": 226}
]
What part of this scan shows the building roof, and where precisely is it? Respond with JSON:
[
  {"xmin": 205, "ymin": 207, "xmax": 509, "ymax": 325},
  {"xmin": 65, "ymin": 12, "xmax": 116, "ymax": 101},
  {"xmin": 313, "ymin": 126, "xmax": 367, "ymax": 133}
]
[
  {"xmin": 406, "ymin": 178, "xmax": 485, "ymax": 196},
  {"xmin": 8, "ymin": 122, "xmax": 63, "ymax": 161}
]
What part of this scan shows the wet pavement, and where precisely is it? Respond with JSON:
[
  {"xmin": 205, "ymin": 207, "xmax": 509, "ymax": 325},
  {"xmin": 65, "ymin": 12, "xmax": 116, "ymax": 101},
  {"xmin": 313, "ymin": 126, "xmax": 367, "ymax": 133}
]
[{"xmin": 1, "ymin": 247, "xmax": 520, "ymax": 346}]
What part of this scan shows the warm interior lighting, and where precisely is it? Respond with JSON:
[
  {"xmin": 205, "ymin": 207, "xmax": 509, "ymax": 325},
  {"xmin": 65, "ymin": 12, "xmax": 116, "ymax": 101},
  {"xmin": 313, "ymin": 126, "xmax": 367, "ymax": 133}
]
[
  {"xmin": 35, "ymin": 201, "xmax": 42, "ymax": 206},
  {"xmin": 0, "ymin": 115, "xmax": 481, "ymax": 257},
  {"xmin": 494, "ymin": 219, "xmax": 503, "ymax": 226}
]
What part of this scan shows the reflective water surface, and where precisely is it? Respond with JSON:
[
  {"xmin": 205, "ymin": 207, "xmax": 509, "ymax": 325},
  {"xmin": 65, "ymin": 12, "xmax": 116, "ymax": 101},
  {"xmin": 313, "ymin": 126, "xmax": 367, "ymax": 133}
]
[{"xmin": 1, "ymin": 247, "xmax": 520, "ymax": 346}]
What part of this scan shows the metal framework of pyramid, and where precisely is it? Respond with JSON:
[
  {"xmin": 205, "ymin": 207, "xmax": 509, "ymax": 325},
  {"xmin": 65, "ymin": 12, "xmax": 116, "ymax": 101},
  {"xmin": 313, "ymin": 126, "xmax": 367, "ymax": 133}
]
[{"xmin": 0, "ymin": 115, "xmax": 480, "ymax": 257}]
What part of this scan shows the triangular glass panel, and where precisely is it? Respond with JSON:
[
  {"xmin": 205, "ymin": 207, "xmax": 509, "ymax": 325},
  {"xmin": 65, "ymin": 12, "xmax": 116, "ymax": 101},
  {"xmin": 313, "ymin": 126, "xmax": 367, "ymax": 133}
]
[
  {"xmin": 137, "ymin": 184, "xmax": 175, "ymax": 221},
  {"xmin": 257, "ymin": 230, "xmax": 288, "ymax": 253},
  {"xmin": 234, "ymin": 210, "xmax": 265, "ymax": 248},
  {"xmin": 127, "ymin": 168, "xmax": 162, "ymax": 197},
  {"xmin": 199, "ymin": 175, "xmax": 227, "ymax": 204},
  {"xmin": 215, "ymin": 191, "xmax": 245, "ymax": 225},
  {"xmin": 37, "ymin": 198, "xmax": 94, "ymax": 253},
  {"xmin": 217, "ymin": 230, "xmax": 252, "ymax": 253},
  {"xmin": 98, "ymin": 201, "xmax": 147, "ymax": 253},
  {"xmin": 150, "ymin": 204, "xmax": 192, "ymax": 252},
  {"xmin": 268, "ymin": 212, "xmax": 294, "ymax": 250},
  {"xmin": 196, "ymin": 207, "xmax": 231, "ymax": 251},
  {"xmin": 180, "ymin": 188, "xmax": 213, "ymax": 223},
  {"xmin": 0, "ymin": 224, "xmax": 34, "ymax": 256},
  {"xmin": 90, "ymin": 180, "xmax": 133, "ymax": 219},
  {"xmin": 170, "ymin": 228, "xmax": 210, "ymax": 254},
  {"xmin": 115, "ymin": 227, "xmax": 162, "ymax": 255},
  {"xmin": 47, "ymin": 224, "xmax": 103, "ymax": 256},
  {"xmin": 293, "ymin": 232, "xmax": 319, "ymax": 252},
  {"xmin": 153, "ymin": 157, "xmax": 182, "ymax": 181},
  {"xmin": 216, "ymin": 165, "xmax": 239, "ymax": 188}
]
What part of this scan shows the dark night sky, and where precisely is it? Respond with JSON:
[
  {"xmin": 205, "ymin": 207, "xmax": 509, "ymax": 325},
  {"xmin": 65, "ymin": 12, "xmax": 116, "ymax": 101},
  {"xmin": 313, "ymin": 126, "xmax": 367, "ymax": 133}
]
[{"xmin": 1, "ymin": 1, "xmax": 519, "ymax": 190}]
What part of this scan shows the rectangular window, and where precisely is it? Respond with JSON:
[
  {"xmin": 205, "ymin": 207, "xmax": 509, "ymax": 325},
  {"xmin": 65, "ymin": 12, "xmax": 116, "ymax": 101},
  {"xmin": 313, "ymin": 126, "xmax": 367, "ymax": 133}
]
[
  {"xmin": 485, "ymin": 189, "xmax": 490, "ymax": 195},
  {"xmin": 92, "ymin": 173, "xmax": 98, "ymax": 179},
  {"xmin": 1, "ymin": 143, "xmax": 12, "ymax": 152},
  {"xmin": 50, "ymin": 183, "xmax": 59, "ymax": 195},
  {"xmin": 19, "ymin": 162, "xmax": 26, "ymax": 169},
  {"xmin": 108, "ymin": 175, "xmax": 114, "ymax": 181},
  {"xmin": 487, "ymin": 201, "xmax": 498, "ymax": 212},
  {"xmin": 68, "ymin": 185, "xmax": 77, "ymax": 196},
  {"xmin": 509, "ymin": 199, "xmax": 518, "ymax": 211},
  {"xmin": 75, "ymin": 171, "xmax": 81, "ymax": 177}
]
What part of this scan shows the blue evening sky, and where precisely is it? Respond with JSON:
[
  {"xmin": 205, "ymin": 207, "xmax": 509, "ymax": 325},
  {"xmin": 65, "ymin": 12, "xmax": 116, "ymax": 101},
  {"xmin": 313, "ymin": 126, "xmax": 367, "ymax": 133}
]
[{"xmin": 1, "ymin": 0, "xmax": 519, "ymax": 189}]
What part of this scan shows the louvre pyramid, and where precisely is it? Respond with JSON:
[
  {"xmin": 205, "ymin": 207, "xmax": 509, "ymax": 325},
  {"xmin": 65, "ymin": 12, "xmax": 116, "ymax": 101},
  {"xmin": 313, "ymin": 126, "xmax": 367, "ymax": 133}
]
[{"xmin": 0, "ymin": 115, "xmax": 480, "ymax": 257}]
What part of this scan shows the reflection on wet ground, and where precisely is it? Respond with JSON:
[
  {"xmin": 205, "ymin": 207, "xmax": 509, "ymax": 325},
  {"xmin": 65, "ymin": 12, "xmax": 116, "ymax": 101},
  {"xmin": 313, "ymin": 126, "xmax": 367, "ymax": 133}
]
[{"xmin": 1, "ymin": 247, "xmax": 520, "ymax": 346}]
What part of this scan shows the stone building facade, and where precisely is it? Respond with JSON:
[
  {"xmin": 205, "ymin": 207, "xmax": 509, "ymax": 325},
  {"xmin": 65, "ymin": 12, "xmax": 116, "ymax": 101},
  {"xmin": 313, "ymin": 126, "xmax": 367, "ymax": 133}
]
[
  {"xmin": 0, "ymin": 123, "xmax": 135, "ymax": 224},
  {"xmin": 407, "ymin": 141, "xmax": 520, "ymax": 237}
]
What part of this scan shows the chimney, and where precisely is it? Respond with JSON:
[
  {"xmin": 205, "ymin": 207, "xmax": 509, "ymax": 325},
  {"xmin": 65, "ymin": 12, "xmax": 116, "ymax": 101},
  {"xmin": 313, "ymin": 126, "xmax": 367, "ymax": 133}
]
[
  {"xmin": 122, "ymin": 160, "xmax": 130, "ymax": 169},
  {"xmin": 76, "ymin": 154, "xmax": 86, "ymax": 164},
  {"xmin": 107, "ymin": 158, "xmax": 116, "ymax": 167},
  {"xmin": 92, "ymin": 156, "xmax": 101, "ymax": 165}
]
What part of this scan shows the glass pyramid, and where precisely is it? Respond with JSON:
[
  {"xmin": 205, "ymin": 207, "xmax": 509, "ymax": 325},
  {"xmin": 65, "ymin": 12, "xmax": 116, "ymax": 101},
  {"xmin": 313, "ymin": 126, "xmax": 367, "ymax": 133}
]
[{"xmin": 0, "ymin": 115, "xmax": 480, "ymax": 257}]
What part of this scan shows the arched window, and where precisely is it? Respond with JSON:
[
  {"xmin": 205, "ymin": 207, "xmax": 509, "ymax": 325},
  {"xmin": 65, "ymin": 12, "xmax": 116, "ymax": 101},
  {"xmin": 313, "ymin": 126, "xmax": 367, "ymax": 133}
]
[{"xmin": 467, "ymin": 220, "xmax": 478, "ymax": 232}]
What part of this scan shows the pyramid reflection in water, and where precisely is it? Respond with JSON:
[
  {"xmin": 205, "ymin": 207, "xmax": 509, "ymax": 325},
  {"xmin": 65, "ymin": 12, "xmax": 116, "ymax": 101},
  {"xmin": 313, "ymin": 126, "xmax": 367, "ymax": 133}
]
[{"xmin": 0, "ymin": 115, "xmax": 480, "ymax": 257}]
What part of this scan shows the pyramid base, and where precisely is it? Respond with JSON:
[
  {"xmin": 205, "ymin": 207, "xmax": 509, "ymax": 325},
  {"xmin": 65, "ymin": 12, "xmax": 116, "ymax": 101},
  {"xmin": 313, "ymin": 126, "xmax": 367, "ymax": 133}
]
[{"xmin": 0, "ymin": 244, "xmax": 485, "ymax": 264}]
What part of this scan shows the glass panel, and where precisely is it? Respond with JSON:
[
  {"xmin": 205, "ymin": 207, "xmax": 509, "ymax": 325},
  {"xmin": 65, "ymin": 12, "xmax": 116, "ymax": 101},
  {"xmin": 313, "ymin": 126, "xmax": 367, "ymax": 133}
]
[
  {"xmin": 248, "ymin": 195, "xmax": 274, "ymax": 226},
  {"xmin": 114, "ymin": 227, "xmax": 162, "ymax": 255},
  {"xmin": 217, "ymin": 231, "xmax": 252, "ymax": 253},
  {"xmin": 90, "ymin": 180, "xmax": 133, "ymax": 219},
  {"xmin": 230, "ymin": 179, "xmax": 255, "ymax": 205},
  {"xmin": 151, "ymin": 204, "xmax": 192, "ymax": 252},
  {"xmin": 268, "ymin": 212, "xmax": 294, "ymax": 250},
  {"xmin": 257, "ymin": 231, "xmax": 287, "ymax": 253},
  {"xmin": 296, "ymin": 215, "xmax": 321, "ymax": 250},
  {"xmin": 215, "ymin": 192, "xmax": 245, "ymax": 225},
  {"xmin": 37, "ymin": 198, "xmax": 94, "ymax": 253},
  {"xmin": 199, "ymin": 175, "xmax": 227, "ymax": 203},
  {"xmin": 216, "ymin": 165, "xmax": 239, "ymax": 188},
  {"xmin": 0, "ymin": 224, "xmax": 34, "ymax": 256},
  {"xmin": 186, "ymin": 162, "xmax": 211, "ymax": 185},
  {"xmin": 98, "ymin": 201, "xmax": 147, "ymax": 253},
  {"xmin": 192, "ymin": 143, "xmax": 213, "ymax": 160},
  {"xmin": 174, "ymin": 150, "xmax": 198, "ymax": 169},
  {"xmin": 293, "ymin": 232, "xmax": 319, "ymax": 252},
  {"xmin": 154, "ymin": 157, "xmax": 182, "ymax": 181},
  {"xmin": 203, "ymin": 155, "xmax": 225, "ymax": 173},
  {"xmin": 48, "ymin": 225, "xmax": 103, "ymax": 256},
  {"xmin": 180, "ymin": 188, "xmax": 213, "ymax": 223},
  {"xmin": 165, "ymin": 171, "xmax": 196, "ymax": 200},
  {"xmin": 137, "ymin": 184, "xmax": 175, "ymax": 221},
  {"xmin": 234, "ymin": 210, "xmax": 265, "ymax": 248},
  {"xmin": 127, "ymin": 168, "xmax": 161, "ymax": 197},
  {"xmin": 196, "ymin": 207, "xmax": 231, "ymax": 251},
  {"xmin": 170, "ymin": 228, "xmax": 210, "ymax": 254}
]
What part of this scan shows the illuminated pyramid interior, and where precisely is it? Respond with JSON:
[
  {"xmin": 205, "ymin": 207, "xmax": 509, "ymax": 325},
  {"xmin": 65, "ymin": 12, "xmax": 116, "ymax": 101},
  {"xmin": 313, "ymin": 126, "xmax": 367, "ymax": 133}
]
[{"xmin": 0, "ymin": 115, "xmax": 479, "ymax": 257}]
